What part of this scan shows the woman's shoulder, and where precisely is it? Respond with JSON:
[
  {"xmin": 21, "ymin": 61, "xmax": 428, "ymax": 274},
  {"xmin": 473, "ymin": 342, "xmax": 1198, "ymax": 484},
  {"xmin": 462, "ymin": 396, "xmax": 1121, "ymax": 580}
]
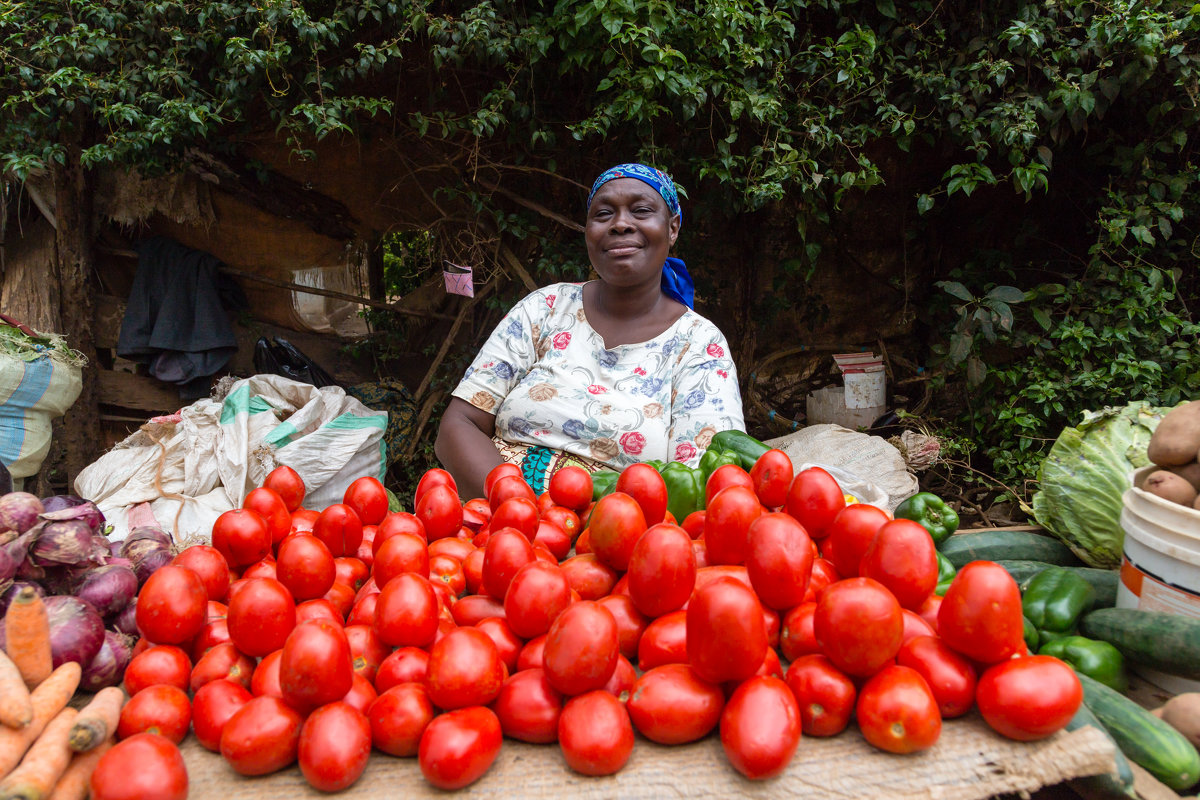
[
  {"xmin": 676, "ymin": 307, "xmax": 731, "ymax": 345},
  {"xmin": 512, "ymin": 282, "xmax": 585, "ymax": 314}
]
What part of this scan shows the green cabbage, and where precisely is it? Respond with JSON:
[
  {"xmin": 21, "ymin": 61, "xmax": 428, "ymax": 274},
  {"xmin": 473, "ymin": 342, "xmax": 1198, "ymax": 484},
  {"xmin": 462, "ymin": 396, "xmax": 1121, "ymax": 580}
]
[{"xmin": 1031, "ymin": 402, "xmax": 1174, "ymax": 568}]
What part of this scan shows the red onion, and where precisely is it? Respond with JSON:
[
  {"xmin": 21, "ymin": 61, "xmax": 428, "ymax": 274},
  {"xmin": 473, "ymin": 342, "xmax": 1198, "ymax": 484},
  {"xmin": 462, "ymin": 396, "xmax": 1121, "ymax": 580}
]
[
  {"xmin": 113, "ymin": 597, "xmax": 138, "ymax": 637},
  {"xmin": 0, "ymin": 492, "xmax": 44, "ymax": 533},
  {"xmin": 31, "ymin": 519, "xmax": 95, "ymax": 567},
  {"xmin": 120, "ymin": 527, "xmax": 173, "ymax": 565},
  {"xmin": 0, "ymin": 548, "xmax": 12, "ymax": 584},
  {"xmin": 81, "ymin": 630, "xmax": 134, "ymax": 691},
  {"xmin": 133, "ymin": 548, "xmax": 174, "ymax": 586},
  {"xmin": 40, "ymin": 500, "xmax": 105, "ymax": 534},
  {"xmin": 43, "ymin": 595, "xmax": 105, "ymax": 669},
  {"xmin": 40, "ymin": 494, "xmax": 84, "ymax": 514},
  {"xmin": 0, "ymin": 580, "xmax": 43, "ymax": 615},
  {"xmin": 0, "ymin": 528, "xmax": 36, "ymax": 582},
  {"xmin": 74, "ymin": 565, "xmax": 138, "ymax": 618},
  {"xmin": 103, "ymin": 556, "xmax": 133, "ymax": 569}
]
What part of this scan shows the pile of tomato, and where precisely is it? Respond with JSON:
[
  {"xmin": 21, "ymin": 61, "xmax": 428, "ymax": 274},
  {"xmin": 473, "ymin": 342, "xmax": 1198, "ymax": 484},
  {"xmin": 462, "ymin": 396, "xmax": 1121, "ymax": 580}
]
[{"xmin": 110, "ymin": 452, "xmax": 1085, "ymax": 794}]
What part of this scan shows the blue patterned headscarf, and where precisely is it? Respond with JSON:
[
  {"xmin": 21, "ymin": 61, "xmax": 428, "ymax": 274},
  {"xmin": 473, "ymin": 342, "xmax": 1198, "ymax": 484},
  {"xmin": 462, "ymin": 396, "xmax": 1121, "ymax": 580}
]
[{"xmin": 587, "ymin": 163, "xmax": 695, "ymax": 309}]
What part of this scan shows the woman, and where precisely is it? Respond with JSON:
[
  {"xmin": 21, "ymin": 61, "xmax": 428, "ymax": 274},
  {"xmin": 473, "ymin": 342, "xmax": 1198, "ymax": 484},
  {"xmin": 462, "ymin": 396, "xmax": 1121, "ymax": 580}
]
[{"xmin": 435, "ymin": 163, "xmax": 745, "ymax": 500}]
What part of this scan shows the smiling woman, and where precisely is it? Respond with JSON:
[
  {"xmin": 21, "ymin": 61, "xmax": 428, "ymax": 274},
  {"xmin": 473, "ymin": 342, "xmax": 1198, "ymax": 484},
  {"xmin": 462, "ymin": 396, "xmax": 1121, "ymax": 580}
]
[{"xmin": 434, "ymin": 163, "xmax": 746, "ymax": 500}]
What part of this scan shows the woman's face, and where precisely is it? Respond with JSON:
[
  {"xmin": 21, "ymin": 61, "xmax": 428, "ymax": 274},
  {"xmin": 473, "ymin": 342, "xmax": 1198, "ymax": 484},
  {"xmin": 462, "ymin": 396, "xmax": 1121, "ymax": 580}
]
[{"xmin": 585, "ymin": 178, "xmax": 680, "ymax": 291}]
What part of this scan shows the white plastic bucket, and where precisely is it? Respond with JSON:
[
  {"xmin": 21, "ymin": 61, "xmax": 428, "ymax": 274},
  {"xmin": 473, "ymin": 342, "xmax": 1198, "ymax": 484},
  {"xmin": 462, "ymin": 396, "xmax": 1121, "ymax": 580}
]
[{"xmin": 1116, "ymin": 465, "xmax": 1200, "ymax": 693}]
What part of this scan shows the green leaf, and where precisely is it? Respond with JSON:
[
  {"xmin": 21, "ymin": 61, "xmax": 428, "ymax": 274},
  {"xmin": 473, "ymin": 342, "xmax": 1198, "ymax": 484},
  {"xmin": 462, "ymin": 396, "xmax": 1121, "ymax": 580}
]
[
  {"xmin": 985, "ymin": 286, "xmax": 1024, "ymax": 303},
  {"xmin": 948, "ymin": 333, "xmax": 973, "ymax": 364},
  {"xmin": 876, "ymin": 0, "xmax": 897, "ymax": 18},
  {"xmin": 916, "ymin": 194, "xmax": 934, "ymax": 215},
  {"xmin": 938, "ymin": 281, "xmax": 974, "ymax": 302}
]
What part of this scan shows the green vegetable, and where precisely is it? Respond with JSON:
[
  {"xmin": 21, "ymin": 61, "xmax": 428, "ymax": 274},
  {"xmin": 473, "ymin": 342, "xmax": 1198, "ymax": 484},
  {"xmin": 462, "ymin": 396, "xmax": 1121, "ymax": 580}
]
[
  {"xmin": 938, "ymin": 530, "xmax": 1083, "ymax": 569},
  {"xmin": 1039, "ymin": 635, "xmax": 1128, "ymax": 692},
  {"xmin": 994, "ymin": 560, "xmax": 1120, "ymax": 609},
  {"xmin": 591, "ymin": 470, "xmax": 619, "ymax": 502},
  {"xmin": 660, "ymin": 461, "xmax": 705, "ymax": 523},
  {"xmin": 1079, "ymin": 607, "xmax": 1200, "ymax": 681},
  {"xmin": 1076, "ymin": 671, "xmax": 1200, "ymax": 792},
  {"xmin": 698, "ymin": 448, "xmax": 740, "ymax": 484},
  {"xmin": 934, "ymin": 551, "xmax": 956, "ymax": 596},
  {"xmin": 894, "ymin": 492, "xmax": 960, "ymax": 545},
  {"xmin": 386, "ymin": 488, "xmax": 403, "ymax": 513},
  {"xmin": 1022, "ymin": 566, "xmax": 1096, "ymax": 636},
  {"xmin": 1023, "ymin": 616, "xmax": 1039, "ymax": 652},
  {"xmin": 707, "ymin": 430, "xmax": 770, "ymax": 472},
  {"xmin": 1031, "ymin": 402, "xmax": 1175, "ymax": 568},
  {"xmin": 1063, "ymin": 702, "xmax": 1137, "ymax": 798}
]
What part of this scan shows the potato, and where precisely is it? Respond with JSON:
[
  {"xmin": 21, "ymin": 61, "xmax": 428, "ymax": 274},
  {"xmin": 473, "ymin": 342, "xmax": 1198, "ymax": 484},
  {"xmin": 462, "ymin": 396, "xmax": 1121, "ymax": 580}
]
[
  {"xmin": 1143, "ymin": 469, "xmax": 1199, "ymax": 507},
  {"xmin": 1148, "ymin": 400, "xmax": 1200, "ymax": 467},
  {"xmin": 1159, "ymin": 693, "xmax": 1200, "ymax": 750},
  {"xmin": 1168, "ymin": 461, "xmax": 1200, "ymax": 493}
]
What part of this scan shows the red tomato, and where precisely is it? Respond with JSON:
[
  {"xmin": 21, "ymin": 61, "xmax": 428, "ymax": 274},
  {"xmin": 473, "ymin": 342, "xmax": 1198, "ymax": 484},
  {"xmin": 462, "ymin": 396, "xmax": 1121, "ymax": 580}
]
[
  {"xmin": 586, "ymin": 492, "xmax": 647, "ymax": 572},
  {"xmin": 312, "ymin": 503, "xmax": 363, "ymax": 558},
  {"xmin": 298, "ymin": 701, "xmax": 372, "ymax": 792},
  {"xmin": 686, "ymin": 577, "xmax": 767, "ymax": 684},
  {"xmin": 529, "ymin": 518, "xmax": 569, "ymax": 560},
  {"xmin": 896, "ymin": 634, "xmax": 977, "ymax": 718},
  {"xmin": 859, "ymin": 518, "xmax": 939, "ymax": 610},
  {"xmin": 681, "ymin": 510, "xmax": 706, "ymax": 539},
  {"xmin": 428, "ymin": 537, "xmax": 472, "ymax": 561},
  {"xmin": 462, "ymin": 499, "xmax": 491, "ymax": 532},
  {"xmin": 785, "ymin": 467, "xmax": 846, "ymax": 539},
  {"xmin": 900, "ymin": 608, "xmax": 937, "ymax": 645},
  {"xmin": 627, "ymin": 663, "xmax": 724, "ymax": 744},
  {"xmin": 323, "ymin": 581, "xmax": 356, "ymax": 620},
  {"xmin": 251, "ymin": 650, "xmax": 283, "ymax": 698},
  {"xmin": 418, "ymin": 706, "xmax": 503, "ymax": 790},
  {"xmin": 212, "ymin": 508, "xmax": 272, "ymax": 568},
  {"xmin": 745, "ymin": 512, "xmax": 814, "ymax": 610},
  {"xmin": 779, "ymin": 601, "xmax": 819, "ymax": 662},
  {"xmin": 116, "ymin": 684, "xmax": 191, "ymax": 743},
  {"xmin": 517, "ymin": 634, "xmax": 548, "ymax": 671},
  {"xmin": 346, "ymin": 594, "xmax": 378, "ymax": 628},
  {"xmin": 226, "ymin": 577, "xmax": 296, "ymax": 657},
  {"xmin": 626, "ymin": 523, "xmax": 696, "ymax": 618},
  {"xmin": 171, "ymin": 545, "xmax": 231, "ymax": 603},
  {"xmin": 491, "ymin": 667, "xmax": 563, "ymax": 744},
  {"xmin": 856, "ymin": 664, "xmax": 942, "ymax": 753},
  {"xmin": 503, "ymin": 561, "xmax": 571, "ymax": 639},
  {"xmin": 637, "ymin": 609, "xmax": 688, "ymax": 672},
  {"xmin": 547, "ymin": 466, "xmax": 592, "ymax": 511},
  {"xmin": 813, "ymin": 576, "xmax": 903, "ymax": 677},
  {"xmin": 190, "ymin": 642, "xmax": 255, "ymax": 694},
  {"xmin": 426, "ymin": 627, "xmax": 506, "ymax": 709},
  {"xmin": 473, "ymin": 616, "xmax": 521, "ymax": 675},
  {"xmin": 976, "ymin": 655, "xmax": 1082, "ymax": 740},
  {"xmin": 559, "ymin": 553, "xmax": 619, "ymax": 600},
  {"xmin": 803, "ymin": 557, "xmax": 840, "ymax": 602},
  {"xmin": 600, "ymin": 653, "xmax": 637, "ymax": 700},
  {"xmin": 240, "ymin": 558, "xmax": 277, "ymax": 581},
  {"xmin": 263, "ymin": 465, "xmax": 306, "ymax": 512},
  {"xmin": 750, "ymin": 449, "xmax": 794, "ymax": 508},
  {"xmin": 481, "ymin": 528, "xmax": 536, "ymax": 600},
  {"xmin": 220, "ymin": 695, "xmax": 304, "ymax": 776},
  {"xmin": 614, "ymin": 463, "xmax": 668, "ymax": 525},
  {"xmin": 938, "ymin": 560, "xmax": 1025, "ymax": 664},
  {"xmin": 917, "ymin": 592, "xmax": 942, "ymax": 633},
  {"xmin": 343, "ymin": 624, "xmax": 388, "ymax": 684},
  {"xmin": 784, "ymin": 653, "xmax": 857, "ymax": 737},
  {"xmin": 720, "ymin": 676, "xmax": 802, "ymax": 780},
  {"xmin": 542, "ymin": 504, "xmax": 580, "ymax": 538},
  {"xmin": 597, "ymin": 594, "xmax": 649, "ymax": 662},
  {"xmin": 374, "ymin": 512, "xmax": 427, "ymax": 553},
  {"xmin": 136, "ymin": 565, "xmax": 208, "ymax": 646},
  {"xmin": 124, "ymin": 645, "xmax": 191, "ymax": 696},
  {"xmin": 279, "ymin": 619, "xmax": 353, "ymax": 711},
  {"xmin": 374, "ymin": 573, "xmax": 439, "ymax": 648},
  {"xmin": 244, "ymin": 487, "xmax": 291, "ymax": 546},
  {"xmin": 705, "ymin": 463, "xmax": 755, "ymax": 504},
  {"xmin": 343, "ymin": 476, "xmax": 389, "ymax": 526},
  {"xmin": 462, "ymin": 548, "xmax": 486, "ymax": 594},
  {"xmin": 205, "ymin": 600, "xmax": 228, "ymax": 622},
  {"xmin": 375, "ymin": 647, "xmax": 430, "ymax": 693},
  {"xmin": 543, "ymin": 601, "xmax": 619, "ymax": 696},
  {"xmin": 703, "ymin": 485, "xmax": 764, "ymax": 566},
  {"xmin": 190, "ymin": 618, "xmax": 231, "ymax": 664},
  {"xmin": 558, "ymin": 690, "xmax": 634, "ymax": 776},
  {"xmin": 192, "ymin": 679, "xmax": 252, "ymax": 752},
  {"xmin": 429, "ymin": 554, "xmax": 467, "ymax": 596},
  {"xmin": 416, "ymin": 468, "xmax": 459, "ymax": 507},
  {"xmin": 373, "ymin": 532, "xmax": 430, "ymax": 588},
  {"xmin": 290, "ymin": 507, "xmax": 319, "ymax": 534},
  {"xmin": 90, "ymin": 733, "xmax": 188, "ymax": 800},
  {"xmin": 275, "ymin": 533, "xmax": 336, "ymax": 602},
  {"xmin": 451, "ymin": 594, "xmax": 506, "ymax": 627},
  {"xmin": 368, "ymin": 682, "xmax": 435, "ymax": 756},
  {"xmin": 484, "ymin": 463, "xmax": 524, "ymax": 498},
  {"xmin": 490, "ymin": 496, "xmax": 540, "ymax": 539},
  {"xmin": 333, "ymin": 557, "xmax": 369, "ymax": 591},
  {"xmin": 822, "ymin": 503, "xmax": 890, "ymax": 578}
]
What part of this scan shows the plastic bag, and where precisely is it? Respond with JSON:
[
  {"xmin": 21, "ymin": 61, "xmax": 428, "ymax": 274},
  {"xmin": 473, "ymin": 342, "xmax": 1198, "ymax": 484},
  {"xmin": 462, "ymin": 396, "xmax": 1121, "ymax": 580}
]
[{"xmin": 253, "ymin": 337, "xmax": 339, "ymax": 388}]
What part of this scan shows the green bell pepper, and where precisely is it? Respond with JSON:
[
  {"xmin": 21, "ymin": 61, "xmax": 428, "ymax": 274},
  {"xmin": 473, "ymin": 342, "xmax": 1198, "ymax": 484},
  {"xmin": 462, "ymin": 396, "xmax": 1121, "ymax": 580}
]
[
  {"xmin": 660, "ymin": 461, "xmax": 706, "ymax": 522},
  {"xmin": 1023, "ymin": 616, "xmax": 1040, "ymax": 653},
  {"xmin": 707, "ymin": 430, "xmax": 771, "ymax": 472},
  {"xmin": 1039, "ymin": 635, "xmax": 1129, "ymax": 692},
  {"xmin": 934, "ymin": 551, "xmax": 957, "ymax": 596},
  {"xmin": 698, "ymin": 448, "xmax": 740, "ymax": 484},
  {"xmin": 1022, "ymin": 566, "xmax": 1096, "ymax": 636},
  {"xmin": 591, "ymin": 470, "xmax": 619, "ymax": 502},
  {"xmin": 893, "ymin": 492, "xmax": 960, "ymax": 545}
]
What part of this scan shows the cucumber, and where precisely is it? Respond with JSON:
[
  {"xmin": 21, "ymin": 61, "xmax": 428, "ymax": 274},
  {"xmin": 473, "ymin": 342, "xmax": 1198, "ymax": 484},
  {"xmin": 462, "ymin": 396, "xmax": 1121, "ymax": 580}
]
[
  {"xmin": 1076, "ymin": 671, "xmax": 1200, "ymax": 792},
  {"xmin": 1063, "ymin": 702, "xmax": 1136, "ymax": 798},
  {"xmin": 938, "ymin": 530, "xmax": 1084, "ymax": 569},
  {"xmin": 994, "ymin": 560, "xmax": 1120, "ymax": 608},
  {"xmin": 1080, "ymin": 607, "xmax": 1200, "ymax": 680}
]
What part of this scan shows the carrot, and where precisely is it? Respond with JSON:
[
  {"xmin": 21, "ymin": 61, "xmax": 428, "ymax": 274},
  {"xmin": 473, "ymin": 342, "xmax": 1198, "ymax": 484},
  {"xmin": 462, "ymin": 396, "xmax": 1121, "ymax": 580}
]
[
  {"xmin": 45, "ymin": 738, "xmax": 111, "ymax": 800},
  {"xmin": 3, "ymin": 588, "xmax": 52, "ymax": 690},
  {"xmin": 66, "ymin": 688, "xmax": 123, "ymax": 754},
  {"xmin": 0, "ymin": 663, "xmax": 81, "ymax": 781},
  {"xmin": 0, "ymin": 651, "xmax": 33, "ymax": 729},
  {"xmin": 0, "ymin": 706, "xmax": 78, "ymax": 800}
]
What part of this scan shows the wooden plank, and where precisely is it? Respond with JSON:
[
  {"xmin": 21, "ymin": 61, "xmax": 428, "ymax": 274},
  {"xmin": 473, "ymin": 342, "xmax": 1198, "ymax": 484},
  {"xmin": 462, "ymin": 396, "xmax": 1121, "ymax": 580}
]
[{"xmin": 96, "ymin": 369, "xmax": 183, "ymax": 414}]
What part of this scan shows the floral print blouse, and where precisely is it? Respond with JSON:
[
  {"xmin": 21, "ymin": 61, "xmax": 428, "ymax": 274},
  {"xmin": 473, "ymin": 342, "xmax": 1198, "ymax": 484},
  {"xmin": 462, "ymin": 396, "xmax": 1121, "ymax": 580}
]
[{"xmin": 451, "ymin": 282, "xmax": 745, "ymax": 470}]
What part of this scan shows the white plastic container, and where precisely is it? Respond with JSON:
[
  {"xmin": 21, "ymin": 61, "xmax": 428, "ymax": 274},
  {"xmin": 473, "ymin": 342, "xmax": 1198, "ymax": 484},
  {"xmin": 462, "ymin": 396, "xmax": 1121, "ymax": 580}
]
[{"xmin": 1116, "ymin": 465, "xmax": 1200, "ymax": 693}]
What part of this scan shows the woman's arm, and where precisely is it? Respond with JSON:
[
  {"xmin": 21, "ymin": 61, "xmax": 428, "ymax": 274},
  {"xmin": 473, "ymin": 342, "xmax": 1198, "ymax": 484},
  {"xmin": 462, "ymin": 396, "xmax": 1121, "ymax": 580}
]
[{"xmin": 435, "ymin": 397, "xmax": 505, "ymax": 501}]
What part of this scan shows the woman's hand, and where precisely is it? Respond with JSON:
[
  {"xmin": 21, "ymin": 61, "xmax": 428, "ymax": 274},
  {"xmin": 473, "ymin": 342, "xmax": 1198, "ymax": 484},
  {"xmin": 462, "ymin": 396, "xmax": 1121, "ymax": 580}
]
[{"xmin": 435, "ymin": 397, "xmax": 505, "ymax": 501}]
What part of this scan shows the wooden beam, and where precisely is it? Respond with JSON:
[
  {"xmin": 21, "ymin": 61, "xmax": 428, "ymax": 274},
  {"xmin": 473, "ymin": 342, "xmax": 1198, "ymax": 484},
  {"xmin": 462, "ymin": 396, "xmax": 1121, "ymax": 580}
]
[
  {"xmin": 96, "ymin": 369, "xmax": 183, "ymax": 414},
  {"xmin": 218, "ymin": 267, "xmax": 458, "ymax": 322}
]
